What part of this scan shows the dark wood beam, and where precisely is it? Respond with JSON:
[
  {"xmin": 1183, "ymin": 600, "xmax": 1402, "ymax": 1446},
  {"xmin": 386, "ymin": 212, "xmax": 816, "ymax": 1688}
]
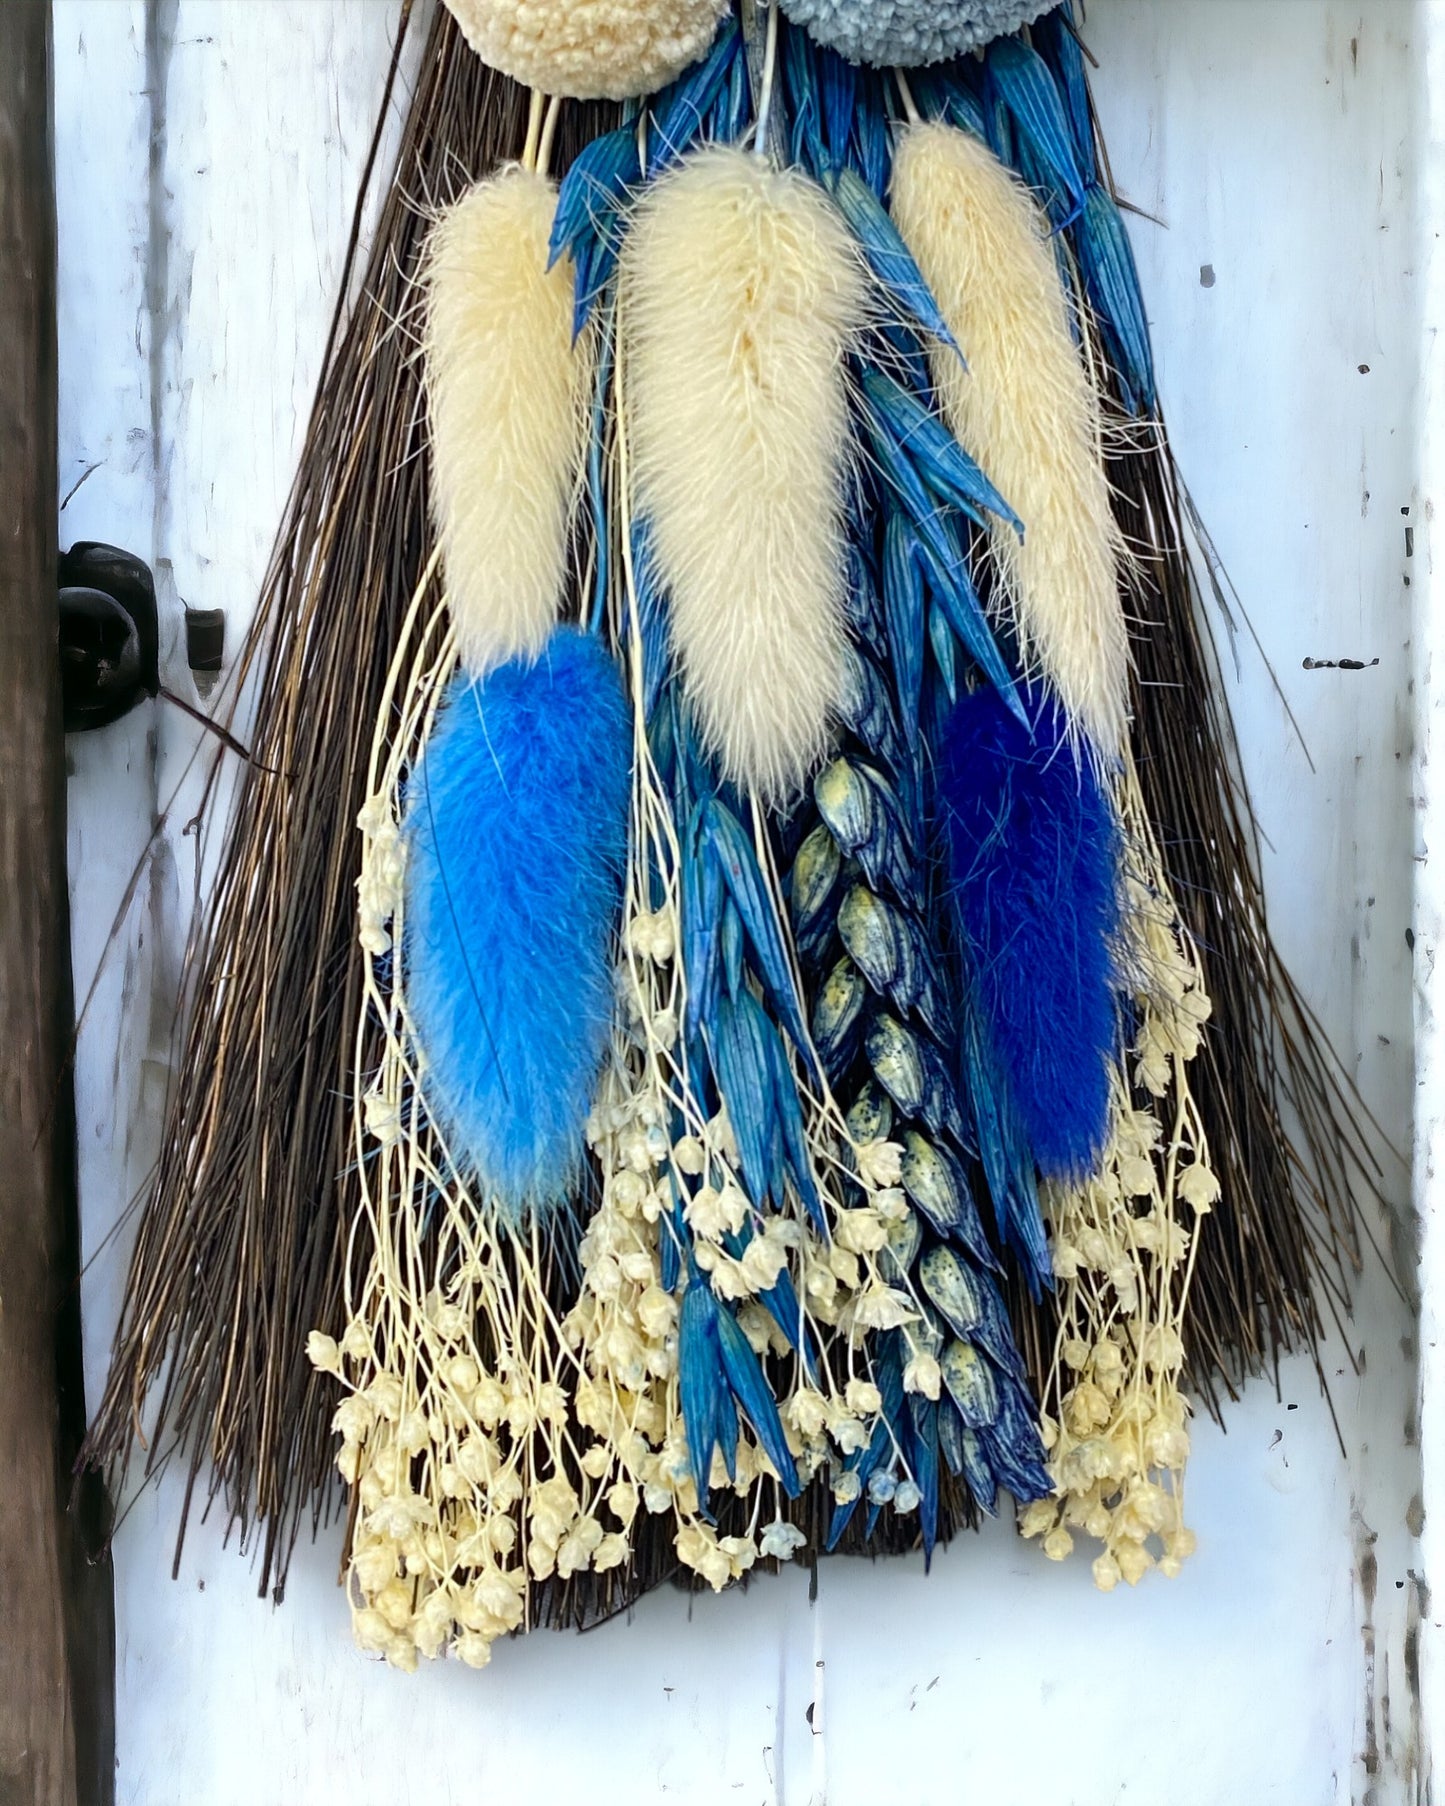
[{"xmin": 0, "ymin": 7, "xmax": 115, "ymax": 1804}]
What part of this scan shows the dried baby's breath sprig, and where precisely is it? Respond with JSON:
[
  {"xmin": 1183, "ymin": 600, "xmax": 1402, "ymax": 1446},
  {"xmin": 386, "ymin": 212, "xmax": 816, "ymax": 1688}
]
[
  {"xmin": 578, "ymin": 342, "xmax": 937, "ymax": 1581},
  {"xmin": 1022, "ymin": 755, "xmax": 1214, "ymax": 1588}
]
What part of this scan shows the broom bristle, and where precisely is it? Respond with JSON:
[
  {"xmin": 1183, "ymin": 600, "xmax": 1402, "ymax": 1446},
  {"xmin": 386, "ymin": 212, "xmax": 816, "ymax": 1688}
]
[
  {"xmin": 424, "ymin": 165, "xmax": 591, "ymax": 677},
  {"xmin": 83, "ymin": 17, "xmax": 623, "ymax": 1602},
  {"xmin": 621, "ymin": 144, "xmax": 866, "ymax": 804},
  {"xmin": 891, "ymin": 120, "xmax": 1130, "ymax": 762}
]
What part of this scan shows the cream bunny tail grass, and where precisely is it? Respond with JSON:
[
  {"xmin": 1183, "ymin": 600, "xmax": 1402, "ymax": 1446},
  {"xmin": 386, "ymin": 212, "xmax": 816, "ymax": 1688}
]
[
  {"xmin": 621, "ymin": 144, "xmax": 867, "ymax": 804},
  {"xmin": 891, "ymin": 121, "xmax": 1130, "ymax": 760},
  {"xmin": 423, "ymin": 166, "xmax": 591, "ymax": 676}
]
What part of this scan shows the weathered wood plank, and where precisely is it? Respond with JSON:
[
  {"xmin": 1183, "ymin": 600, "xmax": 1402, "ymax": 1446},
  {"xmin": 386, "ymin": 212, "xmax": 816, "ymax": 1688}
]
[{"xmin": 0, "ymin": 8, "xmax": 114, "ymax": 1805}]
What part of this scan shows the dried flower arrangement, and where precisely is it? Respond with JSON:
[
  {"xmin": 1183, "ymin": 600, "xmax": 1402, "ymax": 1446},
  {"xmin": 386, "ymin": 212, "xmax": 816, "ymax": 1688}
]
[{"xmin": 88, "ymin": 0, "xmax": 1382, "ymax": 1669}]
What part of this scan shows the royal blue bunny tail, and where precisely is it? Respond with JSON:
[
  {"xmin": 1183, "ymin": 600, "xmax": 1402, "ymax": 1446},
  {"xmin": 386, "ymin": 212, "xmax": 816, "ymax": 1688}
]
[
  {"xmin": 403, "ymin": 626, "xmax": 631, "ymax": 1222},
  {"xmin": 939, "ymin": 682, "xmax": 1121, "ymax": 1181}
]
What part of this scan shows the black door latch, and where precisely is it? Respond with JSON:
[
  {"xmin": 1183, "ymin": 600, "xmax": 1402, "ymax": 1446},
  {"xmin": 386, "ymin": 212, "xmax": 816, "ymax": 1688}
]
[{"xmin": 58, "ymin": 541, "xmax": 159, "ymax": 733}]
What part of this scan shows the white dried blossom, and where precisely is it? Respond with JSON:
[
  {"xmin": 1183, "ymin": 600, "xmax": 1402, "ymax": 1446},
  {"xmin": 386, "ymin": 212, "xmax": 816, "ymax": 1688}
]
[
  {"xmin": 902, "ymin": 1350, "xmax": 941, "ymax": 1400},
  {"xmin": 362, "ymin": 1091, "xmax": 403, "ymax": 1147},
  {"xmin": 759, "ymin": 1519, "xmax": 807, "ymax": 1561},
  {"xmin": 844, "ymin": 1378, "xmax": 881, "ymax": 1417},
  {"xmin": 834, "ymin": 1208, "xmax": 889, "ymax": 1255},
  {"xmin": 850, "ymin": 1282, "xmax": 918, "ymax": 1333},
  {"xmin": 855, "ymin": 1139, "xmax": 904, "ymax": 1188}
]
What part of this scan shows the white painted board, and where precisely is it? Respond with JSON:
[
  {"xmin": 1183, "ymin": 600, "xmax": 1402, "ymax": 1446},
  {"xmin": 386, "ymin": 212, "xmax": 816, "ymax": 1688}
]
[{"xmin": 55, "ymin": 4, "xmax": 1424, "ymax": 1801}]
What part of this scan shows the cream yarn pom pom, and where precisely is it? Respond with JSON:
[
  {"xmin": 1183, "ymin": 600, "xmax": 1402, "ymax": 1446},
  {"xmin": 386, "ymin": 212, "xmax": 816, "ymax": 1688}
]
[{"xmin": 443, "ymin": 0, "xmax": 730, "ymax": 100}]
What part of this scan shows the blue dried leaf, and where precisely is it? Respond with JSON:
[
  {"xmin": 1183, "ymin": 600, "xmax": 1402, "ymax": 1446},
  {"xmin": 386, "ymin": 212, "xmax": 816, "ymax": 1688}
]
[
  {"xmin": 962, "ymin": 999, "xmax": 1051, "ymax": 1293},
  {"xmin": 830, "ymin": 168, "xmax": 960, "ymax": 354},
  {"xmin": 861, "ymin": 367, "xmax": 1021, "ymax": 534},
  {"xmin": 647, "ymin": 15, "xmax": 741, "ymax": 176},
  {"xmin": 852, "ymin": 68, "xmax": 889, "ymax": 197},
  {"xmin": 983, "ymin": 74, "xmax": 1015, "ymax": 167},
  {"xmin": 720, "ymin": 896, "xmax": 745, "ymax": 1000},
  {"xmin": 710, "ymin": 989, "xmax": 779, "ymax": 1209},
  {"xmin": 882, "ymin": 512, "xmax": 925, "ymax": 749},
  {"xmin": 842, "ymin": 541, "xmax": 890, "ymax": 663},
  {"xmin": 914, "ymin": 514, "xmax": 1024, "ymax": 726},
  {"xmin": 550, "ymin": 123, "xmax": 638, "ymax": 261},
  {"xmin": 681, "ymin": 822, "xmax": 724, "ymax": 1046},
  {"xmin": 708, "ymin": 996, "xmax": 773, "ymax": 1206},
  {"xmin": 978, "ymin": 1410, "xmax": 1052, "ymax": 1504},
  {"xmin": 782, "ymin": 17, "xmax": 820, "ymax": 174},
  {"xmin": 970, "ymin": 1276, "xmax": 1033, "ymax": 1391},
  {"xmin": 714, "ymin": 1381, "xmax": 739, "ymax": 1484},
  {"xmin": 905, "ymin": 1392, "xmax": 941, "ymax": 1563},
  {"xmin": 764, "ymin": 1019, "xmax": 824, "ymax": 1228},
  {"xmin": 715, "ymin": 1298, "xmax": 801, "ymax": 1496},
  {"xmin": 818, "ymin": 43, "xmax": 856, "ymax": 173},
  {"xmin": 679, "ymin": 1280, "xmax": 723, "ymax": 1500},
  {"xmin": 704, "ymin": 799, "xmax": 814, "ymax": 1063},
  {"xmin": 929, "ymin": 599, "xmax": 958, "ymax": 703},
  {"xmin": 1032, "ymin": 8, "xmax": 1098, "ymax": 186},
  {"xmin": 585, "ymin": 314, "xmax": 614, "ymax": 628},
  {"xmin": 757, "ymin": 1265, "xmax": 806, "ymax": 1356},
  {"xmin": 1078, "ymin": 182, "xmax": 1156, "ymax": 412},
  {"xmin": 944, "ymin": 83, "xmax": 987, "ymax": 141},
  {"xmin": 986, "ymin": 37, "xmax": 1087, "ymax": 222},
  {"xmin": 722, "ymin": 42, "xmax": 751, "ymax": 142},
  {"xmin": 628, "ymin": 518, "xmax": 672, "ymax": 717}
]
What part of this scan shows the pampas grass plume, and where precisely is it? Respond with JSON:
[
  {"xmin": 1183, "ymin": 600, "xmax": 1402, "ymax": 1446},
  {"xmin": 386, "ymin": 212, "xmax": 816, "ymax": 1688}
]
[
  {"xmin": 891, "ymin": 122, "xmax": 1129, "ymax": 760},
  {"xmin": 404, "ymin": 627, "xmax": 630, "ymax": 1220},
  {"xmin": 423, "ymin": 166, "xmax": 591, "ymax": 677},
  {"xmin": 621, "ymin": 145, "xmax": 866, "ymax": 804}
]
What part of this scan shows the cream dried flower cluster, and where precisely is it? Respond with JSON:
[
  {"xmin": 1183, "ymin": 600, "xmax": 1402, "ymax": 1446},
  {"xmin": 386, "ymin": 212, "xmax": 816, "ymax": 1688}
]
[
  {"xmin": 1021, "ymin": 767, "xmax": 1215, "ymax": 1590},
  {"xmin": 318, "ymin": 527, "xmax": 944, "ymax": 1670}
]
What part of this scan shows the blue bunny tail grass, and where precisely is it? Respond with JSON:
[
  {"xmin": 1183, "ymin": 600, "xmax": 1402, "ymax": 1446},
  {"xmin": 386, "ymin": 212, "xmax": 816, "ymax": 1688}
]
[
  {"xmin": 939, "ymin": 681, "xmax": 1121, "ymax": 1181},
  {"xmin": 404, "ymin": 626, "xmax": 630, "ymax": 1222}
]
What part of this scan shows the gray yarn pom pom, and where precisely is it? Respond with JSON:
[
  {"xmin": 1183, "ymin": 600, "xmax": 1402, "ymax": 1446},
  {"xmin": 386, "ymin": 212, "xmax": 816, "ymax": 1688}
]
[{"xmin": 778, "ymin": 0, "xmax": 1052, "ymax": 67}]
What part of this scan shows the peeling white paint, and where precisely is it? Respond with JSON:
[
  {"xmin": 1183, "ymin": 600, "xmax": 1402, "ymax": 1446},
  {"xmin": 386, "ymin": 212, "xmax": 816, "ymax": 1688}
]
[{"xmin": 56, "ymin": 3, "xmax": 1425, "ymax": 1801}]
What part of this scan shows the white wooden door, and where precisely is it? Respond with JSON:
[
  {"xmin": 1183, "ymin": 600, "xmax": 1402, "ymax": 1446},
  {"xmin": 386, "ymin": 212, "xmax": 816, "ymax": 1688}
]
[{"xmin": 55, "ymin": 3, "xmax": 1427, "ymax": 1799}]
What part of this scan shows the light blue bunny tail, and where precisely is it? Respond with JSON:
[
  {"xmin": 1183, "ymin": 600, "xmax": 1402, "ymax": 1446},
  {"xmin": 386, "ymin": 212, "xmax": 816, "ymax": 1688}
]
[{"xmin": 403, "ymin": 625, "xmax": 630, "ymax": 1222}]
